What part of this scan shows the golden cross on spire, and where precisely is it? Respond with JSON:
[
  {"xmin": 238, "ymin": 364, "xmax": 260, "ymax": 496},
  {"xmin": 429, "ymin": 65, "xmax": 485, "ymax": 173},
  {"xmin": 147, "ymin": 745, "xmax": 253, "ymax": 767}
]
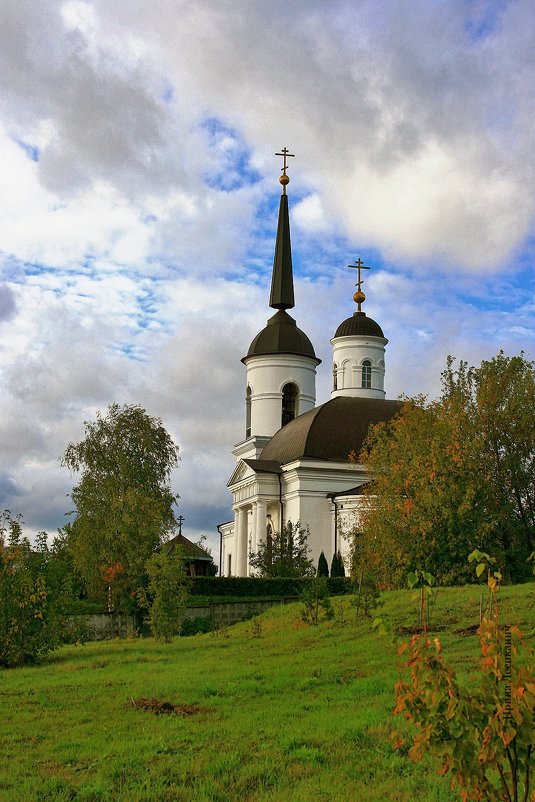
[
  {"xmin": 276, "ymin": 147, "xmax": 295, "ymax": 175},
  {"xmin": 348, "ymin": 258, "xmax": 371, "ymax": 311},
  {"xmin": 275, "ymin": 147, "xmax": 295, "ymax": 194}
]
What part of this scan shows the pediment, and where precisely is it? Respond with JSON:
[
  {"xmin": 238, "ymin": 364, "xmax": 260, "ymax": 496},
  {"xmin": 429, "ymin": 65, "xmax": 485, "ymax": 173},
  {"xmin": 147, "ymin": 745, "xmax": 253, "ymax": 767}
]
[{"xmin": 227, "ymin": 460, "xmax": 252, "ymax": 487}]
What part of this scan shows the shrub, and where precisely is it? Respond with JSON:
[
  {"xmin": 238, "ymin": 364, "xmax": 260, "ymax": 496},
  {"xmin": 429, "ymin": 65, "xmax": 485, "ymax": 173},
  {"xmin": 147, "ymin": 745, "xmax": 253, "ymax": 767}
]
[
  {"xmin": 301, "ymin": 577, "xmax": 334, "ymax": 625},
  {"xmin": 188, "ymin": 576, "xmax": 353, "ymax": 598},
  {"xmin": 317, "ymin": 551, "xmax": 329, "ymax": 577},
  {"xmin": 391, "ymin": 557, "xmax": 534, "ymax": 801},
  {"xmin": 249, "ymin": 521, "xmax": 315, "ymax": 578},
  {"xmin": 180, "ymin": 616, "xmax": 213, "ymax": 636},
  {"xmin": 0, "ymin": 512, "xmax": 76, "ymax": 667},
  {"xmin": 355, "ymin": 570, "xmax": 383, "ymax": 618},
  {"xmin": 330, "ymin": 551, "xmax": 346, "ymax": 578},
  {"xmin": 138, "ymin": 549, "xmax": 189, "ymax": 642}
]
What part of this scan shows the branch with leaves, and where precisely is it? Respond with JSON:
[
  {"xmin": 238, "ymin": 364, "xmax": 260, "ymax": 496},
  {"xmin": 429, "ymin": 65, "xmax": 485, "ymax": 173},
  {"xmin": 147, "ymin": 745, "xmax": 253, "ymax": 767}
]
[{"xmin": 392, "ymin": 558, "xmax": 534, "ymax": 802}]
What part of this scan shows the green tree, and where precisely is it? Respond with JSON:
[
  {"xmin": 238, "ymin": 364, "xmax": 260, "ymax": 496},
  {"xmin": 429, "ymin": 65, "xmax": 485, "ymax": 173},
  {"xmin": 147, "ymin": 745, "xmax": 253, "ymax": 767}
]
[
  {"xmin": 354, "ymin": 352, "xmax": 534, "ymax": 587},
  {"xmin": 330, "ymin": 550, "xmax": 346, "ymax": 577},
  {"xmin": 61, "ymin": 403, "xmax": 180, "ymax": 607},
  {"xmin": 317, "ymin": 550, "xmax": 329, "ymax": 577},
  {"xmin": 300, "ymin": 577, "xmax": 334, "ymax": 625},
  {"xmin": 138, "ymin": 548, "xmax": 189, "ymax": 642},
  {"xmin": 0, "ymin": 512, "xmax": 76, "ymax": 667},
  {"xmin": 249, "ymin": 521, "xmax": 315, "ymax": 578},
  {"xmin": 442, "ymin": 352, "xmax": 534, "ymax": 575},
  {"xmin": 354, "ymin": 569, "xmax": 382, "ymax": 618},
  {"xmin": 355, "ymin": 397, "xmax": 482, "ymax": 587}
]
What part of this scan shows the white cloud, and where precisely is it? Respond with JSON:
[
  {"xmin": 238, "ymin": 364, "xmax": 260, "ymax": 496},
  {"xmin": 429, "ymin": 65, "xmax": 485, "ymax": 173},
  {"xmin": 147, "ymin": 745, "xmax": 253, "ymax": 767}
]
[
  {"xmin": 0, "ymin": 0, "xmax": 533, "ymax": 543},
  {"xmin": 0, "ymin": 283, "xmax": 16, "ymax": 321},
  {"xmin": 293, "ymin": 194, "xmax": 332, "ymax": 234}
]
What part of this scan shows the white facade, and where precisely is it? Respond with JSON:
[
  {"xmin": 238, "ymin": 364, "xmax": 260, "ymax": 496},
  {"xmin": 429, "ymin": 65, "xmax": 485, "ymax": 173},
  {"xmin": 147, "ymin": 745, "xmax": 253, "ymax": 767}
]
[{"xmin": 221, "ymin": 458, "xmax": 370, "ymax": 577}]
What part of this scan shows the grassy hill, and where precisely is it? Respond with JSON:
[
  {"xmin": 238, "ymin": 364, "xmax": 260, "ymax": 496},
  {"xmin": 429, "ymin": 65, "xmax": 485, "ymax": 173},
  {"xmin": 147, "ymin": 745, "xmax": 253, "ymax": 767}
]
[{"xmin": 1, "ymin": 582, "xmax": 534, "ymax": 802}]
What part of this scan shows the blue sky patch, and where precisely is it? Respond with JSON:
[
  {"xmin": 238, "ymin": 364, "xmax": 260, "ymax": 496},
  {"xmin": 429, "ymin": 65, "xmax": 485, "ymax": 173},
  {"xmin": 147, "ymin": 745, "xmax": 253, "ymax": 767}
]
[
  {"xmin": 201, "ymin": 117, "xmax": 263, "ymax": 191},
  {"xmin": 15, "ymin": 139, "xmax": 40, "ymax": 162},
  {"xmin": 463, "ymin": 0, "xmax": 509, "ymax": 42}
]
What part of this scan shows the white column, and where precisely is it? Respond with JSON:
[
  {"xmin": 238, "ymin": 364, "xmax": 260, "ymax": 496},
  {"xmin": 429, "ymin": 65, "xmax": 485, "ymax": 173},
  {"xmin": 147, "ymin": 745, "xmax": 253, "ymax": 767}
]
[
  {"xmin": 249, "ymin": 506, "xmax": 257, "ymax": 559},
  {"xmin": 253, "ymin": 501, "xmax": 268, "ymax": 556},
  {"xmin": 235, "ymin": 507, "xmax": 248, "ymax": 577}
]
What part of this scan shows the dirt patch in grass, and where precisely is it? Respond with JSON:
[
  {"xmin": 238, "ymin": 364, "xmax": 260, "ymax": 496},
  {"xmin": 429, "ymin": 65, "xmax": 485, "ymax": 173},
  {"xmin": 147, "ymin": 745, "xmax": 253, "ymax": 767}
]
[
  {"xmin": 454, "ymin": 623, "xmax": 479, "ymax": 636},
  {"xmin": 129, "ymin": 697, "xmax": 208, "ymax": 716},
  {"xmin": 395, "ymin": 625, "xmax": 446, "ymax": 636}
]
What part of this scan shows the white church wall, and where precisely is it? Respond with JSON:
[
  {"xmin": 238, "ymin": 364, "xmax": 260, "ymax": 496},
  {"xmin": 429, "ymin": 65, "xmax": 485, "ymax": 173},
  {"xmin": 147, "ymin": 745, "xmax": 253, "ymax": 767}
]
[
  {"xmin": 331, "ymin": 335, "xmax": 387, "ymax": 399},
  {"xmin": 220, "ymin": 522, "xmax": 233, "ymax": 577},
  {"xmin": 222, "ymin": 490, "xmax": 366, "ymax": 577},
  {"xmin": 279, "ymin": 461, "xmax": 370, "ymax": 571},
  {"xmin": 246, "ymin": 353, "xmax": 317, "ymax": 437},
  {"xmin": 223, "ymin": 472, "xmax": 373, "ymax": 577}
]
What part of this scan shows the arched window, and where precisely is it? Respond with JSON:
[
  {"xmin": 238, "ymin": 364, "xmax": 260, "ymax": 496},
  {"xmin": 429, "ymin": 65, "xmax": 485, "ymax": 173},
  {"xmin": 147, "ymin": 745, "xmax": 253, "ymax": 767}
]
[
  {"xmin": 362, "ymin": 360, "xmax": 372, "ymax": 389},
  {"xmin": 281, "ymin": 382, "xmax": 298, "ymax": 426},
  {"xmin": 333, "ymin": 364, "xmax": 338, "ymax": 391},
  {"xmin": 245, "ymin": 386, "xmax": 252, "ymax": 438}
]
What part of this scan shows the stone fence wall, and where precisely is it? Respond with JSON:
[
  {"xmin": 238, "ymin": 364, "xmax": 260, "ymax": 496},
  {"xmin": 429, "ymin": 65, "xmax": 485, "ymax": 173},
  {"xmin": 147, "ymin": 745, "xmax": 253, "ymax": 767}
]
[
  {"xmin": 80, "ymin": 597, "xmax": 298, "ymax": 640},
  {"xmin": 84, "ymin": 613, "xmax": 137, "ymax": 640},
  {"xmin": 186, "ymin": 597, "xmax": 298, "ymax": 627}
]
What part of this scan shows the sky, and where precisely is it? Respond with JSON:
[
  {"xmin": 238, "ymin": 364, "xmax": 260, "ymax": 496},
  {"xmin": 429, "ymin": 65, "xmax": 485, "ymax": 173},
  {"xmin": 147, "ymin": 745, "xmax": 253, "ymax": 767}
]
[{"xmin": 0, "ymin": 0, "xmax": 533, "ymax": 556}]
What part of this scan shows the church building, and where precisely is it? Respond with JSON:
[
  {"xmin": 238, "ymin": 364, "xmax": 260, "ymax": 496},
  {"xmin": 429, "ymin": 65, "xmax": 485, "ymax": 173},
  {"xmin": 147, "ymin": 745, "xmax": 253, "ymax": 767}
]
[{"xmin": 220, "ymin": 154, "xmax": 401, "ymax": 576}]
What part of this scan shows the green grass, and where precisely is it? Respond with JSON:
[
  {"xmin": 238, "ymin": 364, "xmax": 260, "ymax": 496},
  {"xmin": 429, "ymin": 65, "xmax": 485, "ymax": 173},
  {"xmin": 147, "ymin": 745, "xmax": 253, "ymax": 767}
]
[{"xmin": 1, "ymin": 583, "xmax": 534, "ymax": 802}]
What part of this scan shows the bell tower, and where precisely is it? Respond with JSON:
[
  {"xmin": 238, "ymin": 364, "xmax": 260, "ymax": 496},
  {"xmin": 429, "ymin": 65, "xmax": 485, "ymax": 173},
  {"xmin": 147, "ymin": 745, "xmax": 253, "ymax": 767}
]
[
  {"xmin": 235, "ymin": 150, "xmax": 320, "ymax": 461},
  {"xmin": 331, "ymin": 259, "xmax": 388, "ymax": 400}
]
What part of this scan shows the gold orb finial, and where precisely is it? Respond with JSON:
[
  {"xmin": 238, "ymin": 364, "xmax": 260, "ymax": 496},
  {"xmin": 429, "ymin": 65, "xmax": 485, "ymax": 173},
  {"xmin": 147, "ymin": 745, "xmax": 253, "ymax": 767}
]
[
  {"xmin": 279, "ymin": 174, "xmax": 290, "ymax": 187},
  {"xmin": 353, "ymin": 290, "xmax": 366, "ymax": 306}
]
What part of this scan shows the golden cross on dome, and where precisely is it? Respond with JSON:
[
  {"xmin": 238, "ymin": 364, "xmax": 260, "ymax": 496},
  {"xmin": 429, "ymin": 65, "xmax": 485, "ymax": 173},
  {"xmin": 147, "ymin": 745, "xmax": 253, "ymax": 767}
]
[
  {"xmin": 348, "ymin": 258, "xmax": 371, "ymax": 311},
  {"xmin": 275, "ymin": 147, "xmax": 295, "ymax": 193}
]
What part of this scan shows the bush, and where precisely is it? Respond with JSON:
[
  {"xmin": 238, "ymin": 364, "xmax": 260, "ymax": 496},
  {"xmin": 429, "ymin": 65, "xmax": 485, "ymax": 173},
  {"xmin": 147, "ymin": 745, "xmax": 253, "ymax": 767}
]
[
  {"xmin": 249, "ymin": 521, "xmax": 315, "ymax": 578},
  {"xmin": 180, "ymin": 616, "xmax": 213, "ymax": 636},
  {"xmin": 0, "ymin": 513, "xmax": 76, "ymax": 667},
  {"xmin": 138, "ymin": 549, "xmax": 188, "ymax": 642},
  {"xmin": 188, "ymin": 576, "xmax": 353, "ymax": 598},
  {"xmin": 301, "ymin": 577, "xmax": 334, "ymax": 625},
  {"xmin": 354, "ymin": 569, "xmax": 383, "ymax": 618},
  {"xmin": 63, "ymin": 599, "xmax": 106, "ymax": 616},
  {"xmin": 60, "ymin": 616, "xmax": 94, "ymax": 645},
  {"xmin": 317, "ymin": 551, "xmax": 329, "ymax": 577},
  {"xmin": 330, "ymin": 551, "xmax": 346, "ymax": 577},
  {"xmin": 391, "ymin": 555, "xmax": 534, "ymax": 801}
]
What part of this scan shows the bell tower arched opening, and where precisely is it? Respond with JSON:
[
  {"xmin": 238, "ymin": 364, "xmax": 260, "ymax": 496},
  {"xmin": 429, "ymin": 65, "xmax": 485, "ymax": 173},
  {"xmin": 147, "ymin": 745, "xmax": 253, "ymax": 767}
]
[
  {"xmin": 245, "ymin": 386, "xmax": 252, "ymax": 438},
  {"xmin": 281, "ymin": 382, "xmax": 298, "ymax": 426}
]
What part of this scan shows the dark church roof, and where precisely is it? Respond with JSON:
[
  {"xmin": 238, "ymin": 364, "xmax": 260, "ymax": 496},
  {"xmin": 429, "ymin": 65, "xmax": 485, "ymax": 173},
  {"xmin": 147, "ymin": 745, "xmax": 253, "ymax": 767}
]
[
  {"xmin": 244, "ymin": 309, "xmax": 320, "ymax": 363},
  {"xmin": 245, "ymin": 166, "xmax": 319, "ymax": 363},
  {"xmin": 270, "ymin": 192, "xmax": 294, "ymax": 309},
  {"xmin": 164, "ymin": 533, "xmax": 213, "ymax": 561},
  {"xmin": 259, "ymin": 396, "xmax": 402, "ymax": 465},
  {"xmin": 334, "ymin": 311, "xmax": 384, "ymax": 339}
]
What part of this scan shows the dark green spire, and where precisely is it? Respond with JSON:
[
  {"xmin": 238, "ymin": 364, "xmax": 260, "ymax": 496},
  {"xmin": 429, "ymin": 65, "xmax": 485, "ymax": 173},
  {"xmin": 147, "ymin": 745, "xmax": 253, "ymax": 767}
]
[{"xmin": 269, "ymin": 192, "xmax": 295, "ymax": 310}]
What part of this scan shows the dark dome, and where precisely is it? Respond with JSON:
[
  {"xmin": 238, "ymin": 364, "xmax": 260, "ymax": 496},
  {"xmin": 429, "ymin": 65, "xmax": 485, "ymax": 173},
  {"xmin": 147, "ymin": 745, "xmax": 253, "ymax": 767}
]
[
  {"xmin": 260, "ymin": 396, "xmax": 402, "ymax": 464},
  {"xmin": 334, "ymin": 311, "xmax": 384, "ymax": 339},
  {"xmin": 243, "ymin": 309, "xmax": 320, "ymax": 363}
]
